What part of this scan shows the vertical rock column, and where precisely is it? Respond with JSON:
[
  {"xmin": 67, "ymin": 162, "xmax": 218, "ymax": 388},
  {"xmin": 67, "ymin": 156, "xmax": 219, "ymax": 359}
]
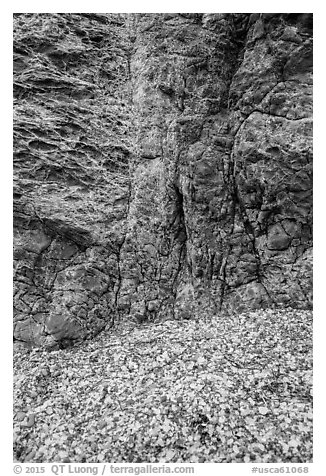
[
  {"xmin": 13, "ymin": 14, "xmax": 132, "ymax": 346},
  {"xmin": 119, "ymin": 13, "xmax": 312, "ymax": 319},
  {"xmin": 226, "ymin": 13, "xmax": 313, "ymax": 310}
]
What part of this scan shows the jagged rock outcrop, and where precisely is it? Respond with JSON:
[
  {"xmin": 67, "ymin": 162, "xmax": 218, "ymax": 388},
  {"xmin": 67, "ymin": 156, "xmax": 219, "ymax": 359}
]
[
  {"xmin": 13, "ymin": 13, "xmax": 132, "ymax": 346},
  {"xmin": 13, "ymin": 13, "xmax": 313, "ymax": 347}
]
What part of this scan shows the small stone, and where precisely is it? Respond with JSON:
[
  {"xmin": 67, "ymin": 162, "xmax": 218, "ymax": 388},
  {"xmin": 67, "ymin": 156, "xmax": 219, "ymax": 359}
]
[
  {"xmin": 288, "ymin": 439, "xmax": 300, "ymax": 447},
  {"xmin": 16, "ymin": 411, "xmax": 26, "ymax": 422},
  {"xmin": 41, "ymin": 368, "xmax": 49, "ymax": 377},
  {"xmin": 98, "ymin": 420, "xmax": 107, "ymax": 429},
  {"xmin": 24, "ymin": 413, "xmax": 36, "ymax": 428},
  {"xmin": 24, "ymin": 450, "xmax": 36, "ymax": 462},
  {"xmin": 165, "ymin": 449, "xmax": 176, "ymax": 461}
]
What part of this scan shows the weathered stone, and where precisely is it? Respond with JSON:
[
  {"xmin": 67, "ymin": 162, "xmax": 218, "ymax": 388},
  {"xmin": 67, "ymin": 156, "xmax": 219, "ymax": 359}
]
[
  {"xmin": 23, "ymin": 413, "xmax": 36, "ymax": 428},
  {"xmin": 13, "ymin": 13, "xmax": 131, "ymax": 347},
  {"xmin": 13, "ymin": 14, "xmax": 312, "ymax": 347},
  {"xmin": 16, "ymin": 411, "xmax": 27, "ymax": 422}
]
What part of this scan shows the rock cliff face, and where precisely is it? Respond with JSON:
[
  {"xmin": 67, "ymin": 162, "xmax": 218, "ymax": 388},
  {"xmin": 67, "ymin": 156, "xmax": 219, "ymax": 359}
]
[{"xmin": 13, "ymin": 13, "xmax": 313, "ymax": 347}]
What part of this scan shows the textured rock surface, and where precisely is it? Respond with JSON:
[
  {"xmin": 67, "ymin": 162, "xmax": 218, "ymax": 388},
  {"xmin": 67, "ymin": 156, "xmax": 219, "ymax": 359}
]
[
  {"xmin": 13, "ymin": 13, "xmax": 131, "ymax": 346},
  {"xmin": 13, "ymin": 13, "xmax": 313, "ymax": 347}
]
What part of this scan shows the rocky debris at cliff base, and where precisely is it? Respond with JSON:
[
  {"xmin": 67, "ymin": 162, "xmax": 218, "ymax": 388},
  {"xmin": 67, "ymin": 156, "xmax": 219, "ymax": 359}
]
[{"xmin": 13, "ymin": 308, "xmax": 312, "ymax": 463}]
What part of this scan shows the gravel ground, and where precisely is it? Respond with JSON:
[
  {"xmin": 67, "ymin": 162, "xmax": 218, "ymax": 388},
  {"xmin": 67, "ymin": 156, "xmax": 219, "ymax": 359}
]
[{"xmin": 13, "ymin": 309, "xmax": 313, "ymax": 463}]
